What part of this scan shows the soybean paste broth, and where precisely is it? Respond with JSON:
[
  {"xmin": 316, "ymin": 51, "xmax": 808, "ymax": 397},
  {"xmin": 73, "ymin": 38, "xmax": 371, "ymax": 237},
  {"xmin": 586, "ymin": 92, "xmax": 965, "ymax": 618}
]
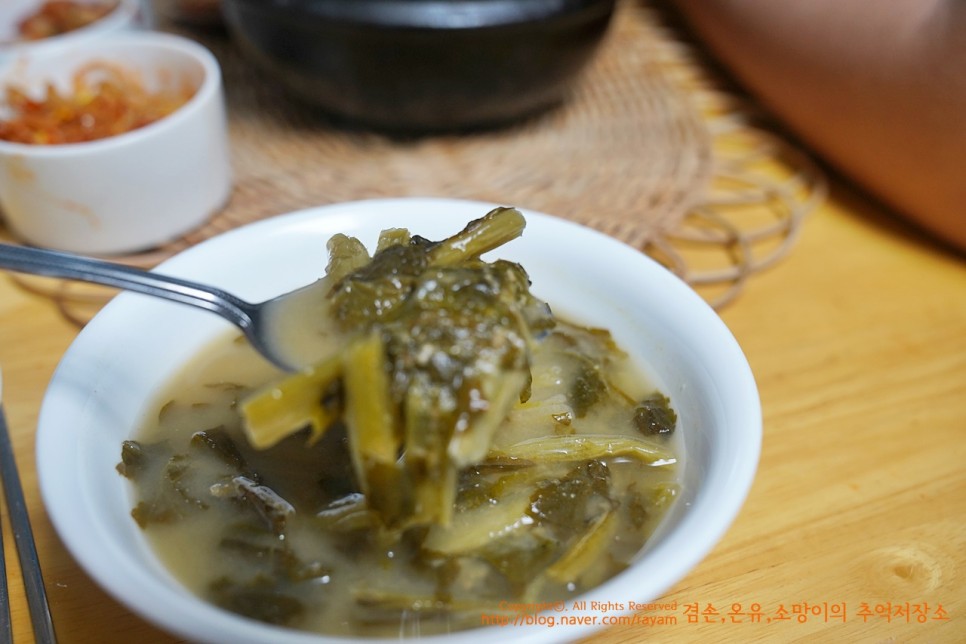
[{"xmin": 120, "ymin": 317, "xmax": 680, "ymax": 637}]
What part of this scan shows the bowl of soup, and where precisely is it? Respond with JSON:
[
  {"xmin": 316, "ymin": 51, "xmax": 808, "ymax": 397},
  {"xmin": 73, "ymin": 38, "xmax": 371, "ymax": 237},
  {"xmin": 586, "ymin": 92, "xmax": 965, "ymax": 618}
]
[{"xmin": 36, "ymin": 197, "xmax": 761, "ymax": 643}]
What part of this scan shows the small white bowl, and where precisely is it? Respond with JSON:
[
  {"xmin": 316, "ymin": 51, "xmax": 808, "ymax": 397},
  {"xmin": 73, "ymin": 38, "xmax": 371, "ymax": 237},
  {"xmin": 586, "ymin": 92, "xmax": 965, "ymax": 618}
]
[
  {"xmin": 0, "ymin": 30, "xmax": 231, "ymax": 255},
  {"xmin": 36, "ymin": 198, "xmax": 761, "ymax": 643},
  {"xmin": 0, "ymin": 0, "xmax": 143, "ymax": 64}
]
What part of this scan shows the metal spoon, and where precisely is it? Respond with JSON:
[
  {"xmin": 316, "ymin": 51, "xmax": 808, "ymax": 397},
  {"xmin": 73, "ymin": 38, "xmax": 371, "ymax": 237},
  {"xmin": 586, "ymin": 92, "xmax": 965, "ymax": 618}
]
[{"xmin": 0, "ymin": 243, "xmax": 328, "ymax": 372}]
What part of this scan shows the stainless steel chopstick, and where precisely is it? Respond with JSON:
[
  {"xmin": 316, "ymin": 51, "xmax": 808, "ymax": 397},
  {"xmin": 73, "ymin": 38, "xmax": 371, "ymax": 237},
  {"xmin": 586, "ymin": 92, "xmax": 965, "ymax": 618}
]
[
  {"xmin": 0, "ymin": 368, "xmax": 57, "ymax": 644},
  {"xmin": 1, "ymin": 469, "xmax": 10, "ymax": 644}
]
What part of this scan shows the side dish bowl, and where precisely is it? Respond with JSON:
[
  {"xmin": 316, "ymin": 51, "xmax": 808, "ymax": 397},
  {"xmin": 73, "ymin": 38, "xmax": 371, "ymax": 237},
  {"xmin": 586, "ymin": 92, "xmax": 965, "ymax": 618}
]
[
  {"xmin": 0, "ymin": 31, "xmax": 231, "ymax": 255},
  {"xmin": 36, "ymin": 198, "xmax": 761, "ymax": 643},
  {"xmin": 0, "ymin": 0, "xmax": 142, "ymax": 64}
]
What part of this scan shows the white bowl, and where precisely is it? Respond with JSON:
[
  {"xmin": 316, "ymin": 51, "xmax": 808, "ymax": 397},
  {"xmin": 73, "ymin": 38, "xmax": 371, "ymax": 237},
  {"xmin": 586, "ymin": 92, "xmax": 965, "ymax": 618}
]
[
  {"xmin": 36, "ymin": 198, "xmax": 761, "ymax": 643},
  {"xmin": 0, "ymin": 30, "xmax": 231, "ymax": 255},
  {"xmin": 0, "ymin": 0, "xmax": 143, "ymax": 64}
]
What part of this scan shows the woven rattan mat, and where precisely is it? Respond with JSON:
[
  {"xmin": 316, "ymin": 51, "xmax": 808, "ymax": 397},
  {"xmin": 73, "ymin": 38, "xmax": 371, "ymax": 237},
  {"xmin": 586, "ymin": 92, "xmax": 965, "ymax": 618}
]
[{"xmin": 7, "ymin": 0, "xmax": 825, "ymax": 322}]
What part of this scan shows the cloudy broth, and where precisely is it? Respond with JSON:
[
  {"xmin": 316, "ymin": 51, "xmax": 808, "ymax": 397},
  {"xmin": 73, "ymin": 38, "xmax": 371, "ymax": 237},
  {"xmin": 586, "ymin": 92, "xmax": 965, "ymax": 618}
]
[{"xmin": 120, "ymin": 319, "xmax": 681, "ymax": 637}]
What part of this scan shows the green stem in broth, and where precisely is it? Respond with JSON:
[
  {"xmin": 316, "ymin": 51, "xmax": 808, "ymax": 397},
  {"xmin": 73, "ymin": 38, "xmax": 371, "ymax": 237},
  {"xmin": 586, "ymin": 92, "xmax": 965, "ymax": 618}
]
[
  {"xmin": 240, "ymin": 354, "xmax": 343, "ymax": 449},
  {"xmin": 489, "ymin": 434, "xmax": 675, "ymax": 465}
]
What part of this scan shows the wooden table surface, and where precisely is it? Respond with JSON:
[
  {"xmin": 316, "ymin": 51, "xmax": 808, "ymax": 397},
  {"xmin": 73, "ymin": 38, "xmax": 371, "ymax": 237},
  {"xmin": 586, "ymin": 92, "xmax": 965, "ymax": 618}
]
[{"xmin": 1, "ymin": 177, "xmax": 964, "ymax": 643}]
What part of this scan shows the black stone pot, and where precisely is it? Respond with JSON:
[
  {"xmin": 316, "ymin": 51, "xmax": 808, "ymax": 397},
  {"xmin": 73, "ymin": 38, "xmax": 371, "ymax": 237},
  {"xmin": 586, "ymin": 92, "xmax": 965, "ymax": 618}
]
[{"xmin": 221, "ymin": 0, "xmax": 617, "ymax": 132}]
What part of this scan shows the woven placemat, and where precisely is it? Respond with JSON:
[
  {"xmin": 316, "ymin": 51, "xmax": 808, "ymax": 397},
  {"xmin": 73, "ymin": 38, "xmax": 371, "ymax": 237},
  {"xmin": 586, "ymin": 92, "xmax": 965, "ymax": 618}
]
[{"xmin": 7, "ymin": 0, "xmax": 825, "ymax": 322}]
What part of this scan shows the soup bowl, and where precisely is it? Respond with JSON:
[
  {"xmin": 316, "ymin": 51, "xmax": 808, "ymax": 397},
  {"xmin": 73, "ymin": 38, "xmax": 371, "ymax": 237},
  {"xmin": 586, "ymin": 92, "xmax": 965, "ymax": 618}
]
[{"xmin": 36, "ymin": 197, "xmax": 761, "ymax": 643}]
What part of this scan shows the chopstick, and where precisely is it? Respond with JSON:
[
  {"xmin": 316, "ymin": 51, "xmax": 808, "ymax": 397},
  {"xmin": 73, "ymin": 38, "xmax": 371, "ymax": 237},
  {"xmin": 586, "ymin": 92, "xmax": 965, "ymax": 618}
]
[
  {"xmin": 1, "ymin": 466, "xmax": 10, "ymax": 644},
  {"xmin": 0, "ymin": 368, "xmax": 57, "ymax": 644}
]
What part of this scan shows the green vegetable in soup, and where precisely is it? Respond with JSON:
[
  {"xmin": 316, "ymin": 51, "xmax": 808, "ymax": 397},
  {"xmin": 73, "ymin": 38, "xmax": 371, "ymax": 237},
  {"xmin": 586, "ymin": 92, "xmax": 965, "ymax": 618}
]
[
  {"xmin": 209, "ymin": 576, "xmax": 305, "ymax": 626},
  {"xmin": 241, "ymin": 355, "xmax": 343, "ymax": 449},
  {"xmin": 120, "ymin": 444, "xmax": 209, "ymax": 528},
  {"xmin": 634, "ymin": 392, "xmax": 678, "ymax": 436},
  {"xmin": 488, "ymin": 434, "xmax": 673, "ymax": 464},
  {"xmin": 191, "ymin": 427, "xmax": 255, "ymax": 477},
  {"xmin": 528, "ymin": 460, "xmax": 613, "ymax": 533},
  {"xmin": 241, "ymin": 207, "xmax": 553, "ymax": 531}
]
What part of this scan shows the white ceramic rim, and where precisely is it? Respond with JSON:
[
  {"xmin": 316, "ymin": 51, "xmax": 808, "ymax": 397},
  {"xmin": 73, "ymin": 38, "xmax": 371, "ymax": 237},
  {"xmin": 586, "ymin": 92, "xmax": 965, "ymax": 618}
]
[
  {"xmin": 0, "ymin": 30, "xmax": 221, "ymax": 155},
  {"xmin": 36, "ymin": 197, "xmax": 761, "ymax": 644},
  {"xmin": 0, "ymin": 0, "xmax": 141, "ymax": 56}
]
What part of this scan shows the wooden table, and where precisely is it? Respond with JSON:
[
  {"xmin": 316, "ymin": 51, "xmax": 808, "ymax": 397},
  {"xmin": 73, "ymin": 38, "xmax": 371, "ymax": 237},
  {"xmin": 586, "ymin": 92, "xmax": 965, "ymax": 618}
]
[{"xmin": 1, "ymin": 176, "xmax": 963, "ymax": 642}]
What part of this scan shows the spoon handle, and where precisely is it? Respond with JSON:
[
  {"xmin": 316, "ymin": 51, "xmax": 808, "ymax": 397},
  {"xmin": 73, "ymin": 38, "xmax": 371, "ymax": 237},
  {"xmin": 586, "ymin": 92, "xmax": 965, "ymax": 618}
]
[{"xmin": 0, "ymin": 242, "xmax": 258, "ymax": 336}]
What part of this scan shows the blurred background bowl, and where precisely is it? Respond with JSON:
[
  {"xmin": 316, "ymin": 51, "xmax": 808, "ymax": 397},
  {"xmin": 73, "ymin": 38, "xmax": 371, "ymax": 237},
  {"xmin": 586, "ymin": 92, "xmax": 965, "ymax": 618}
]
[
  {"xmin": 151, "ymin": 0, "xmax": 223, "ymax": 27},
  {"xmin": 220, "ymin": 0, "xmax": 617, "ymax": 133},
  {"xmin": 0, "ymin": 31, "xmax": 231, "ymax": 255},
  {"xmin": 0, "ymin": 0, "xmax": 143, "ymax": 64}
]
